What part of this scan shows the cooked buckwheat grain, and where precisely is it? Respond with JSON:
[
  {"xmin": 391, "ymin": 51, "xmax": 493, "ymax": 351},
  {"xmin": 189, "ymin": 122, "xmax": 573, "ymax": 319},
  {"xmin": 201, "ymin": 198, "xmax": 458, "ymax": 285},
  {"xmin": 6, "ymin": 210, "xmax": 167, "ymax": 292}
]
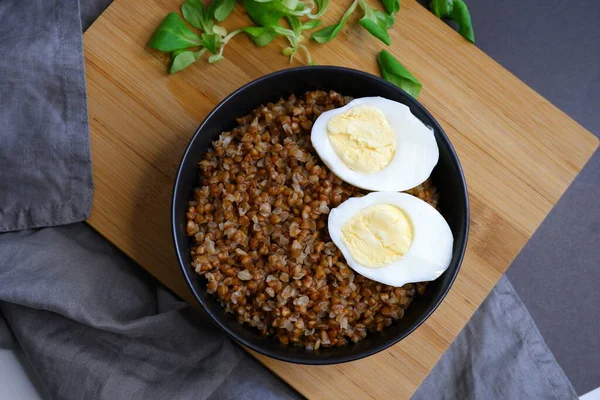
[{"xmin": 186, "ymin": 90, "xmax": 438, "ymax": 349}]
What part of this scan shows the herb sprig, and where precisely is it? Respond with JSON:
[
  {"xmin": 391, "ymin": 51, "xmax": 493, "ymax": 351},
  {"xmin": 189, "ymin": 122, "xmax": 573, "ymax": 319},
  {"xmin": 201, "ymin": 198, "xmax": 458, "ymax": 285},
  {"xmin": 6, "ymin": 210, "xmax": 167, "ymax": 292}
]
[
  {"xmin": 377, "ymin": 49, "xmax": 422, "ymax": 98},
  {"xmin": 310, "ymin": 0, "xmax": 399, "ymax": 45},
  {"xmin": 429, "ymin": 0, "xmax": 475, "ymax": 43},
  {"xmin": 149, "ymin": 0, "xmax": 243, "ymax": 72},
  {"xmin": 310, "ymin": 1, "xmax": 358, "ymax": 44},
  {"xmin": 148, "ymin": 0, "xmax": 474, "ymax": 78},
  {"xmin": 242, "ymin": 0, "xmax": 327, "ymax": 64},
  {"xmin": 149, "ymin": 0, "xmax": 403, "ymax": 73}
]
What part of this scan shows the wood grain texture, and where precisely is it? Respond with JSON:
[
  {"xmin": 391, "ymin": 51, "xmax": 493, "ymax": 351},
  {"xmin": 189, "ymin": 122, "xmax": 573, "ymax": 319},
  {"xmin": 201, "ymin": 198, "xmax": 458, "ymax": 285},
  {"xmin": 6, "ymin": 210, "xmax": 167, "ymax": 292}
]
[{"xmin": 83, "ymin": 0, "xmax": 598, "ymax": 398}]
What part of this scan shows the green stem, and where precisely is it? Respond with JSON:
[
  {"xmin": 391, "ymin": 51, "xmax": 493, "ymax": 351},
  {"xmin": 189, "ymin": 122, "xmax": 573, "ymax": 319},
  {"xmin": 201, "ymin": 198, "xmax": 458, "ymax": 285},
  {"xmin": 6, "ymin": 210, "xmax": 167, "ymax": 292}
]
[
  {"xmin": 223, "ymin": 29, "xmax": 242, "ymax": 43},
  {"xmin": 298, "ymin": 44, "xmax": 313, "ymax": 65}
]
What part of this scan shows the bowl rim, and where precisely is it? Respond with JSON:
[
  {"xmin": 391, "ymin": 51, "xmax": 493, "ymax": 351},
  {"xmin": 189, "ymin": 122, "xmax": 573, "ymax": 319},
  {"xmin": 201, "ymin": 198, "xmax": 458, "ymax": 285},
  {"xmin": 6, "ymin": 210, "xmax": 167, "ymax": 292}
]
[{"xmin": 172, "ymin": 65, "xmax": 470, "ymax": 365}]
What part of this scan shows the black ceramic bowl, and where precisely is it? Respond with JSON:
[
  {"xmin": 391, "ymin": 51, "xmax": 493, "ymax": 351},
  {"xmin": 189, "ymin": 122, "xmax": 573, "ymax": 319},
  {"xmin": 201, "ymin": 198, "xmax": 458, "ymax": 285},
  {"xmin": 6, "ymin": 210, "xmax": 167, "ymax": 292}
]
[{"xmin": 172, "ymin": 66, "xmax": 469, "ymax": 365}]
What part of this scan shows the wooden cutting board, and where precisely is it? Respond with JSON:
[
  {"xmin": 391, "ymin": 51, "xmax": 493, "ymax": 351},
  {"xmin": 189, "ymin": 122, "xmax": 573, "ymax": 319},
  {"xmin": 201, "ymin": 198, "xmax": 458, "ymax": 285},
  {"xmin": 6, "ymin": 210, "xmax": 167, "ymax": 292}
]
[{"xmin": 83, "ymin": 0, "xmax": 598, "ymax": 398}]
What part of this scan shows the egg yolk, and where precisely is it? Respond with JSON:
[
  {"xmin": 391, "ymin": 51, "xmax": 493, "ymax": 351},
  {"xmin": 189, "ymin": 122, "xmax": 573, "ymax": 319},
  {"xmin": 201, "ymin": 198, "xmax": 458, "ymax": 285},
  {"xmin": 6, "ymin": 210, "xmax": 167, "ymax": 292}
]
[
  {"xmin": 327, "ymin": 105, "xmax": 396, "ymax": 173},
  {"xmin": 341, "ymin": 204, "xmax": 413, "ymax": 267}
]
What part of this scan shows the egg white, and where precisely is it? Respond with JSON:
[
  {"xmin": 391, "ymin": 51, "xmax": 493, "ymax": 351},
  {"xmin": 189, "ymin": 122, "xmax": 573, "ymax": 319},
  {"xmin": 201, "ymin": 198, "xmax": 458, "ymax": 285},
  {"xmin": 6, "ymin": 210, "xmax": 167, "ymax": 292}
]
[
  {"xmin": 311, "ymin": 97, "xmax": 439, "ymax": 192},
  {"xmin": 328, "ymin": 192, "xmax": 453, "ymax": 287}
]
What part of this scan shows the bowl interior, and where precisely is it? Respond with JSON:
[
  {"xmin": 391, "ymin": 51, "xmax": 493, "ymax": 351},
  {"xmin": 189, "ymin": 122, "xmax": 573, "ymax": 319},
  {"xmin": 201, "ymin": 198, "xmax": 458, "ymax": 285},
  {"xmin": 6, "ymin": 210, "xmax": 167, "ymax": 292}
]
[{"xmin": 172, "ymin": 67, "xmax": 469, "ymax": 365}]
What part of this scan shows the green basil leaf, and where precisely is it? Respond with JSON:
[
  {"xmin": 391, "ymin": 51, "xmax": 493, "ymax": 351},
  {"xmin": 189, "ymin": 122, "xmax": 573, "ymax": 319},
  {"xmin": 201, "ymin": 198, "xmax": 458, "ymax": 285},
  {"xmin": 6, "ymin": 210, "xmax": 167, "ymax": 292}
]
[
  {"xmin": 430, "ymin": 0, "xmax": 452, "ymax": 17},
  {"xmin": 429, "ymin": 0, "xmax": 474, "ymax": 43},
  {"xmin": 300, "ymin": 19, "xmax": 323, "ymax": 31},
  {"xmin": 381, "ymin": 0, "xmax": 400, "ymax": 15},
  {"xmin": 286, "ymin": 15, "xmax": 301, "ymax": 32},
  {"xmin": 181, "ymin": 0, "xmax": 208, "ymax": 30},
  {"xmin": 200, "ymin": 33, "xmax": 221, "ymax": 54},
  {"xmin": 212, "ymin": 0, "xmax": 237, "ymax": 22},
  {"xmin": 377, "ymin": 50, "xmax": 422, "ymax": 98},
  {"xmin": 170, "ymin": 49, "xmax": 206, "ymax": 74},
  {"xmin": 451, "ymin": 0, "xmax": 474, "ymax": 43},
  {"xmin": 244, "ymin": 0, "xmax": 312, "ymax": 20},
  {"xmin": 311, "ymin": 0, "xmax": 358, "ymax": 43},
  {"xmin": 243, "ymin": 0, "xmax": 285, "ymax": 26},
  {"xmin": 148, "ymin": 13, "xmax": 203, "ymax": 52},
  {"xmin": 310, "ymin": 25, "xmax": 336, "ymax": 43},
  {"xmin": 281, "ymin": 0, "xmax": 299, "ymax": 10},
  {"xmin": 310, "ymin": 0, "xmax": 330, "ymax": 18},
  {"xmin": 374, "ymin": 10, "xmax": 394, "ymax": 29},
  {"xmin": 359, "ymin": 18, "xmax": 391, "ymax": 45},
  {"xmin": 242, "ymin": 26, "xmax": 277, "ymax": 46},
  {"xmin": 358, "ymin": 0, "xmax": 392, "ymax": 45}
]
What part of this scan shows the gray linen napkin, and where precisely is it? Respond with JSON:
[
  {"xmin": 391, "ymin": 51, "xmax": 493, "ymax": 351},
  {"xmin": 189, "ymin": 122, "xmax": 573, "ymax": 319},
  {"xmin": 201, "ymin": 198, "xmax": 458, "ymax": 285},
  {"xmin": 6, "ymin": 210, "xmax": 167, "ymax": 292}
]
[
  {"xmin": 0, "ymin": 0, "xmax": 92, "ymax": 232},
  {"xmin": 0, "ymin": 224, "xmax": 299, "ymax": 400},
  {"xmin": 412, "ymin": 276, "xmax": 577, "ymax": 400},
  {"xmin": 0, "ymin": 223, "xmax": 577, "ymax": 400}
]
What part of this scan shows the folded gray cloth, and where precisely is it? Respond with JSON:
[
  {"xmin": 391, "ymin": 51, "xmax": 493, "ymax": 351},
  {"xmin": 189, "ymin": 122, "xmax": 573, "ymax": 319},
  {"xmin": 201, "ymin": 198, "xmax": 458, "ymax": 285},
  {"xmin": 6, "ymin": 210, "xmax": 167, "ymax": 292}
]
[
  {"xmin": 0, "ymin": 310, "xmax": 50, "ymax": 399},
  {"xmin": 412, "ymin": 276, "xmax": 577, "ymax": 400},
  {"xmin": 0, "ymin": 223, "xmax": 578, "ymax": 400},
  {"xmin": 0, "ymin": 0, "xmax": 92, "ymax": 232},
  {"xmin": 0, "ymin": 224, "xmax": 299, "ymax": 400}
]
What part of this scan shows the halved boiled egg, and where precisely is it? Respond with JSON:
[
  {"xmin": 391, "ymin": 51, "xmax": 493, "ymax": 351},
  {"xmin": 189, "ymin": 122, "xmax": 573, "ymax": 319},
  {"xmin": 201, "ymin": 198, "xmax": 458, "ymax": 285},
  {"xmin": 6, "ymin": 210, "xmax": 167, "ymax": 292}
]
[
  {"xmin": 311, "ymin": 97, "xmax": 438, "ymax": 191},
  {"xmin": 328, "ymin": 192, "xmax": 453, "ymax": 287}
]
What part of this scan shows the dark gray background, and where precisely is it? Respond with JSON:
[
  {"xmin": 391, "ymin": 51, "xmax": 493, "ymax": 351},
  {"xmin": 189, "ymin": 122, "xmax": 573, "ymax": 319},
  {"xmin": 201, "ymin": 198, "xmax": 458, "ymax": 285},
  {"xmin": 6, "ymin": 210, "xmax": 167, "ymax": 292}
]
[
  {"xmin": 83, "ymin": 0, "xmax": 600, "ymax": 394},
  {"xmin": 435, "ymin": 0, "xmax": 600, "ymax": 394}
]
